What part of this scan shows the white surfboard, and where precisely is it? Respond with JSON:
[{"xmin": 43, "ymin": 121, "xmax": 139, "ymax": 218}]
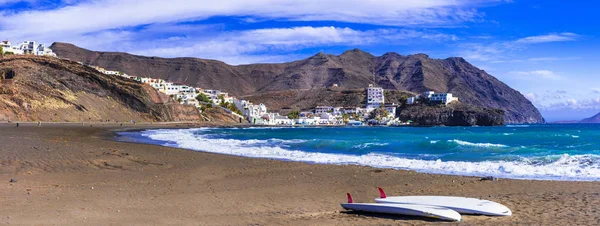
[
  {"xmin": 374, "ymin": 187, "xmax": 512, "ymax": 216},
  {"xmin": 342, "ymin": 193, "xmax": 462, "ymax": 222}
]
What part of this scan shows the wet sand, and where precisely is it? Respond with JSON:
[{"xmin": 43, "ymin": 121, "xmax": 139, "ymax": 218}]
[{"xmin": 1, "ymin": 123, "xmax": 599, "ymax": 225}]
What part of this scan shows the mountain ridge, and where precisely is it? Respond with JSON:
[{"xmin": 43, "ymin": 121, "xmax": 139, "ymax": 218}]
[
  {"xmin": 50, "ymin": 42, "xmax": 545, "ymax": 124},
  {"xmin": 580, "ymin": 112, "xmax": 600, "ymax": 123}
]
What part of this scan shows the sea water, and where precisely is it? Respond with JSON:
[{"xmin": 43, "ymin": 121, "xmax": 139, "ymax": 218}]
[{"xmin": 117, "ymin": 124, "xmax": 600, "ymax": 181}]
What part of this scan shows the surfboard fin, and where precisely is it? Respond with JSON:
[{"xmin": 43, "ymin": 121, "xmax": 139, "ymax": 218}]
[
  {"xmin": 378, "ymin": 187, "xmax": 387, "ymax": 198},
  {"xmin": 346, "ymin": 193, "xmax": 354, "ymax": 203}
]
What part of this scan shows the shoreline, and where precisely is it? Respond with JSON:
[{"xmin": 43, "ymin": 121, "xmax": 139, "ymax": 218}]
[
  {"xmin": 1, "ymin": 123, "xmax": 599, "ymax": 225},
  {"xmin": 115, "ymin": 125, "xmax": 600, "ymax": 182}
]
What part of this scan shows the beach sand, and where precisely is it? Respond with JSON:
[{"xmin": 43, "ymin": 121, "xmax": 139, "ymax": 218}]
[{"xmin": 1, "ymin": 123, "xmax": 599, "ymax": 225}]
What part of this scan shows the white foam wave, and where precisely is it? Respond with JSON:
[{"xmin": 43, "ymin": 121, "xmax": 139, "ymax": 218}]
[
  {"xmin": 353, "ymin": 142, "xmax": 389, "ymax": 149},
  {"xmin": 430, "ymin": 140, "xmax": 440, "ymax": 144},
  {"xmin": 448, "ymin": 139, "xmax": 508, "ymax": 148},
  {"xmin": 506, "ymin": 125, "xmax": 530, "ymax": 127},
  {"xmin": 503, "ymin": 133, "xmax": 514, "ymax": 136},
  {"xmin": 132, "ymin": 129, "xmax": 600, "ymax": 181}
]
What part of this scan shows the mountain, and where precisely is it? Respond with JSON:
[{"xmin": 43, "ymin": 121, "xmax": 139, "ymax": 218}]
[
  {"xmin": 580, "ymin": 112, "xmax": 600, "ymax": 123},
  {"xmin": 0, "ymin": 55, "xmax": 201, "ymax": 122},
  {"xmin": 50, "ymin": 43, "xmax": 545, "ymax": 124}
]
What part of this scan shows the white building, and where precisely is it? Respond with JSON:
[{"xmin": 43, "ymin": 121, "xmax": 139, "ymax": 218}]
[
  {"xmin": 274, "ymin": 115, "xmax": 294, "ymax": 125},
  {"xmin": 406, "ymin": 91, "xmax": 459, "ymax": 105},
  {"xmin": 429, "ymin": 93, "xmax": 459, "ymax": 105},
  {"xmin": 1, "ymin": 40, "xmax": 56, "ymax": 56},
  {"xmin": 160, "ymin": 83, "xmax": 184, "ymax": 95},
  {"xmin": 104, "ymin": 70, "xmax": 120, "ymax": 76},
  {"xmin": 384, "ymin": 103, "xmax": 398, "ymax": 117},
  {"xmin": 367, "ymin": 84, "xmax": 385, "ymax": 109},
  {"xmin": 36, "ymin": 44, "xmax": 56, "ymax": 57},
  {"xmin": 343, "ymin": 107, "xmax": 360, "ymax": 115},
  {"xmin": 315, "ymin": 106, "xmax": 333, "ymax": 114}
]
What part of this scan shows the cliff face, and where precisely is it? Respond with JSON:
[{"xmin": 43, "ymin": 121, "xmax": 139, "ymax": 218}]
[
  {"xmin": 0, "ymin": 55, "xmax": 201, "ymax": 122},
  {"xmin": 397, "ymin": 103, "xmax": 505, "ymax": 126},
  {"xmin": 580, "ymin": 112, "xmax": 600, "ymax": 123},
  {"xmin": 50, "ymin": 43, "xmax": 544, "ymax": 124}
]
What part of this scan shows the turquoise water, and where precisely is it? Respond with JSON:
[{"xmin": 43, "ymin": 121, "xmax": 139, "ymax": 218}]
[{"xmin": 118, "ymin": 124, "xmax": 600, "ymax": 181}]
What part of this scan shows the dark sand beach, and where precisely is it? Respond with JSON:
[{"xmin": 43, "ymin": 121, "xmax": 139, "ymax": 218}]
[{"xmin": 1, "ymin": 123, "xmax": 599, "ymax": 225}]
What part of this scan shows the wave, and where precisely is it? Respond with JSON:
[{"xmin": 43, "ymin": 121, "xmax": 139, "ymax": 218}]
[
  {"xmin": 506, "ymin": 125, "xmax": 531, "ymax": 127},
  {"xmin": 353, "ymin": 142, "xmax": 389, "ymax": 149},
  {"xmin": 448, "ymin": 139, "xmax": 508, "ymax": 148},
  {"xmin": 124, "ymin": 128, "xmax": 600, "ymax": 181}
]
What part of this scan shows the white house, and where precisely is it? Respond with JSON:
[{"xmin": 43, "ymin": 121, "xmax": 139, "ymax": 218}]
[
  {"xmin": 274, "ymin": 115, "xmax": 293, "ymax": 125},
  {"xmin": 160, "ymin": 83, "xmax": 183, "ymax": 95},
  {"xmin": 429, "ymin": 93, "xmax": 459, "ymax": 105},
  {"xmin": 406, "ymin": 91, "xmax": 459, "ymax": 105},
  {"xmin": 104, "ymin": 70, "xmax": 120, "ymax": 76},
  {"xmin": 1, "ymin": 40, "xmax": 23, "ymax": 54},
  {"xmin": 384, "ymin": 103, "xmax": 398, "ymax": 117},
  {"xmin": 315, "ymin": 106, "xmax": 333, "ymax": 114},
  {"xmin": 343, "ymin": 107, "xmax": 361, "ymax": 115},
  {"xmin": 1, "ymin": 40, "xmax": 56, "ymax": 56}
]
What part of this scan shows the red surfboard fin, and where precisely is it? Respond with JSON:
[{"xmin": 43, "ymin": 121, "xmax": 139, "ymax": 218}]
[
  {"xmin": 346, "ymin": 193, "xmax": 354, "ymax": 203},
  {"xmin": 378, "ymin": 187, "xmax": 387, "ymax": 198}
]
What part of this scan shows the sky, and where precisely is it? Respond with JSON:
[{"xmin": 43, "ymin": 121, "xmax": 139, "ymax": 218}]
[{"xmin": 1, "ymin": 0, "xmax": 599, "ymax": 121}]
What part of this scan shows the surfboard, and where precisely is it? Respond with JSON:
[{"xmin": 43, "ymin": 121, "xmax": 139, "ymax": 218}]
[
  {"xmin": 342, "ymin": 193, "xmax": 462, "ymax": 222},
  {"xmin": 374, "ymin": 187, "xmax": 512, "ymax": 216}
]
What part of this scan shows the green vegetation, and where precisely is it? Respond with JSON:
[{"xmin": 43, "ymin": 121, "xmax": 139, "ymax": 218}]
[
  {"xmin": 342, "ymin": 113, "xmax": 350, "ymax": 123},
  {"xmin": 368, "ymin": 107, "xmax": 389, "ymax": 120},
  {"xmin": 196, "ymin": 93, "xmax": 211, "ymax": 103},
  {"xmin": 0, "ymin": 46, "xmax": 3, "ymax": 57},
  {"xmin": 287, "ymin": 110, "xmax": 300, "ymax": 119}
]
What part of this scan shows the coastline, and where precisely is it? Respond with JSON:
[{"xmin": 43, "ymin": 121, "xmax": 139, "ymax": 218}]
[{"xmin": 1, "ymin": 123, "xmax": 599, "ymax": 225}]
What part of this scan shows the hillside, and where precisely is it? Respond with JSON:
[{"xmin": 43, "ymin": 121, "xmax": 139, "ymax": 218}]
[
  {"xmin": 580, "ymin": 112, "xmax": 600, "ymax": 123},
  {"xmin": 0, "ymin": 55, "xmax": 201, "ymax": 122},
  {"xmin": 241, "ymin": 88, "xmax": 414, "ymax": 115},
  {"xmin": 50, "ymin": 43, "xmax": 544, "ymax": 124}
]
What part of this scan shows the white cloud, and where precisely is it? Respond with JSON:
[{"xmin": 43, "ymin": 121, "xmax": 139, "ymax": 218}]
[
  {"xmin": 524, "ymin": 92, "xmax": 537, "ymax": 102},
  {"xmin": 0, "ymin": 0, "xmax": 497, "ymax": 38},
  {"xmin": 514, "ymin": 33, "xmax": 580, "ymax": 44},
  {"xmin": 509, "ymin": 70, "xmax": 562, "ymax": 80},
  {"xmin": 526, "ymin": 90, "xmax": 600, "ymax": 112},
  {"xmin": 460, "ymin": 33, "xmax": 581, "ymax": 62},
  {"xmin": 527, "ymin": 57, "xmax": 581, "ymax": 62},
  {"xmin": 129, "ymin": 26, "xmax": 458, "ymax": 64}
]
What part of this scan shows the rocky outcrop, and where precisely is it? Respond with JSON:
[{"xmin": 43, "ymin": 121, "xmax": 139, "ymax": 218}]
[
  {"xmin": 0, "ymin": 55, "xmax": 202, "ymax": 122},
  {"xmin": 50, "ymin": 43, "xmax": 544, "ymax": 124},
  {"xmin": 397, "ymin": 103, "xmax": 504, "ymax": 126}
]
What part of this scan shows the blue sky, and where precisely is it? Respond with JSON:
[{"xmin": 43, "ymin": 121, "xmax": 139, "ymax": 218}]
[{"xmin": 1, "ymin": 0, "xmax": 599, "ymax": 121}]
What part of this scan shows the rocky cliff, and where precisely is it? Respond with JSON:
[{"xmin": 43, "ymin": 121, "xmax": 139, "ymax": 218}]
[
  {"xmin": 0, "ymin": 55, "xmax": 201, "ymax": 122},
  {"xmin": 397, "ymin": 103, "xmax": 505, "ymax": 126},
  {"xmin": 50, "ymin": 43, "xmax": 544, "ymax": 124}
]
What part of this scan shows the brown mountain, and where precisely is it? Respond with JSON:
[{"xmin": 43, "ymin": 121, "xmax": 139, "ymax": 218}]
[
  {"xmin": 50, "ymin": 43, "xmax": 544, "ymax": 124},
  {"xmin": 580, "ymin": 112, "xmax": 600, "ymax": 123},
  {"xmin": 0, "ymin": 55, "xmax": 202, "ymax": 122}
]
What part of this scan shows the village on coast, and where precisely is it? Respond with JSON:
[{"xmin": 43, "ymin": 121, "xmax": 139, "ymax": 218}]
[{"xmin": 1, "ymin": 40, "xmax": 459, "ymax": 126}]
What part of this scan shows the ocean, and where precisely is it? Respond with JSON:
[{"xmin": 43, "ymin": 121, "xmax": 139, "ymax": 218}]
[{"xmin": 117, "ymin": 124, "xmax": 600, "ymax": 181}]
